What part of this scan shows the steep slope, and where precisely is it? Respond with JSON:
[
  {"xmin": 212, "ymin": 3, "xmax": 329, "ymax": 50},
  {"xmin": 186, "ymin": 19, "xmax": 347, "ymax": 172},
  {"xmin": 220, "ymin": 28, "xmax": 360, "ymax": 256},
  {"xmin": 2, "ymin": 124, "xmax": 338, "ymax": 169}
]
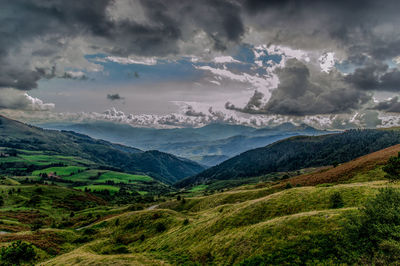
[
  {"xmin": 0, "ymin": 115, "xmax": 204, "ymax": 184},
  {"xmin": 176, "ymin": 129, "xmax": 400, "ymax": 188},
  {"xmin": 282, "ymin": 144, "xmax": 400, "ymax": 187}
]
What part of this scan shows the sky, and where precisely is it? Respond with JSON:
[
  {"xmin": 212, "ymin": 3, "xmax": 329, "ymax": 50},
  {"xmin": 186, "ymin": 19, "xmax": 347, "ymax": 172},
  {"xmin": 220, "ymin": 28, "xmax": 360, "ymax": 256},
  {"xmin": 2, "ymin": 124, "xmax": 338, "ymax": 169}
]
[{"xmin": 1, "ymin": 0, "xmax": 400, "ymax": 129}]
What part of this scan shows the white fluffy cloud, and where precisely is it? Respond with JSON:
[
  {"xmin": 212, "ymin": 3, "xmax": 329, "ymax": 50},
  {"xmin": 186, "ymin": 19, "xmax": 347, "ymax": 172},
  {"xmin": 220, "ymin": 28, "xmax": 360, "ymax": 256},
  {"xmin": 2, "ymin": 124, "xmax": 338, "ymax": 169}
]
[{"xmin": 0, "ymin": 88, "xmax": 55, "ymax": 111}]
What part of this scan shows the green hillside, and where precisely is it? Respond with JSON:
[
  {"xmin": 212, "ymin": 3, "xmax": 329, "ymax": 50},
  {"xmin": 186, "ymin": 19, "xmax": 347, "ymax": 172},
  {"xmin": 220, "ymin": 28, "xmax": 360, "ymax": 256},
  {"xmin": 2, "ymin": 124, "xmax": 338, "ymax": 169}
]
[
  {"xmin": 0, "ymin": 115, "xmax": 204, "ymax": 184},
  {"xmin": 10, "ymin": 179, "xmax": 397, "ymax": 265},
  {"xmin": 0, "ymin": 149, "xmax": 172, "ymax": 201}
]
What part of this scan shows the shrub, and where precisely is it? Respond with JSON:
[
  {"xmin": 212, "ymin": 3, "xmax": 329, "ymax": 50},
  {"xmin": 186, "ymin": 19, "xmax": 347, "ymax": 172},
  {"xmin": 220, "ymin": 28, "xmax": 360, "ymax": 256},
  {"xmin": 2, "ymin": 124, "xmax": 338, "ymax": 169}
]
[
  {"xmin": 0, "ymin": 241, "xmax": 36, "ymax": 265},
  {"xmin": 27, "ymin": 195, "xmax": 41, "ymax": 206},
  {"xmin": 284, "ymin": 183, "xmax": 293, "ymax": 189},
  {"xmin": 383, "ymin": 152, "xmax": 400, "ymax": 182},
  {"xmin": 155, "ymin": 222, "xmax": 166, "ymax": 232},
  {"xmin": 83, "ymin": 228, "xmax": 97, "ymax": 235},
  {"xmin": 183, "ymin": 218, "xmax": 190, "ymax": 226},
  {"xmin": 330, "ymin": 192, "xmax": 344, "ymax": 208},
  {"xmin": 345, "ymin": 188, "xmax": 400, "ymax": 263},
  {"xmin": 31, "ymin": 220, "xmax": 43, "ymax": 231}
]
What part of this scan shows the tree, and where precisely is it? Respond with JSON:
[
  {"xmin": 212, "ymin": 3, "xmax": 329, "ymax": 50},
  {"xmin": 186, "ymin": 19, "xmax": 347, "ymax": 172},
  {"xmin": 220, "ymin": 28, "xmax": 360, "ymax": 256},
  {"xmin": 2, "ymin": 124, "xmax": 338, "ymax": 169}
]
[
  {"xmin": 0, "ymin": 241, "xmax": 36, "ymax": 264},
  {"xmin": 383, "ymin": 152, "xmax": 400, "ymax": 182},
  {"xmin": 28, "ymin": 195, "xmax": 41, "ymax": 206},
  {"xmin": 347, "ymin": 188, "xmax": 400, "ymax": 262},
  {"xmin": 155, "ymin": 222, "xmax": 166, "ymax": 232},
  {"xmin": 330, "ymin": 192, "xmax": 344, "ymax": 208}
]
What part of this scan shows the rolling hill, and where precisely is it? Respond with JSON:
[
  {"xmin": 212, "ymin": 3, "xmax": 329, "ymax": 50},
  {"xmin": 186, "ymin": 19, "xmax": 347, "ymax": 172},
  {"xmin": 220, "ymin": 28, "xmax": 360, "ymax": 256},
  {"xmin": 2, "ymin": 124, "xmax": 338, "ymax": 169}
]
[
  {"xmin": 176, "ymin": 129, "xmax": 400, "ymax": 188},
  {"xmin": 1, "ymin": 130, "xmax": 400, "ymax": 264},
  {"xmin": 0, "ymin": 115, "xmax": 204, "ymax": 184}
]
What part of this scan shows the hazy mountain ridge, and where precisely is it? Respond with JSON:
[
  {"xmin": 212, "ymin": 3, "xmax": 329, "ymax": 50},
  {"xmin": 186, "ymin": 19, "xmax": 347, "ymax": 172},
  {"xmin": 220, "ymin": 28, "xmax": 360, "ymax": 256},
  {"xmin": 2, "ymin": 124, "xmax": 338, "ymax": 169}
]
[{"xmin": 39, "ymin": 121, "xmax": 331, "ymax": 166}]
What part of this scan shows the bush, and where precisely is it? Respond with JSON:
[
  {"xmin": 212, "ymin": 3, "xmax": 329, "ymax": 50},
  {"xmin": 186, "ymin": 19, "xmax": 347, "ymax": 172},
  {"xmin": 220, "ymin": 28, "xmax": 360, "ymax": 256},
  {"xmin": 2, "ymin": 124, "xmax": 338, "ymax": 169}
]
[
  {"xmin": 31, "ymin": 220, "xmax": 43, "ymax": 231},
  {"xmin": 330, "ymin": 192, "xmax": 344, "ymax": 208},
  {"xmin": 155, "ymin": 222, "xmax": 166, "ymax": 232},
  {"xmin": 345, "ymin": 188, "xmax": 400, "ymax": 263},
  {"xmin": 183, "ymin": 218, "xmax": 189, "ymax": 226},
  {"xmin": 27, "ymin": 195, "xmax": 41, "ymax": 206},
  {"xmin": 358, "ymin": 188, "xmax": 400, "ymax": 246},
  {"xmin": 284, "ymin": 183, "xmax": 293, "ymax": 189},
  {"xmin": 383, "ymin": 152, "xmax": 400, "ymax": 182},
  {"xmin": 0, "ymin": 241, "xmax": 36, "ymax": 265}
]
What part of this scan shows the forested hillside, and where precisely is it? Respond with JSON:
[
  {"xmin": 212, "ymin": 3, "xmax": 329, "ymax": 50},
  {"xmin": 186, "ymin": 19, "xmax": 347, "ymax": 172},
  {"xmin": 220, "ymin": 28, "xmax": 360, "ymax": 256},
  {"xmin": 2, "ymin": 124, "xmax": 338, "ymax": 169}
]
[{"xmin": 177, "ymin": 129, "xmax": 400, "ymax": 187}]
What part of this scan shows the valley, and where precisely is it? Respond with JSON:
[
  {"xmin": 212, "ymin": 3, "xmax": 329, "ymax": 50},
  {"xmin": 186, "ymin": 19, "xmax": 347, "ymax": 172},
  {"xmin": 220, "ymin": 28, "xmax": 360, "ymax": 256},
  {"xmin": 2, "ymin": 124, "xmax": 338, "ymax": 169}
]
[{"xmin": 1, "ymin": 115, "xmax": 400, "ymax": 264}]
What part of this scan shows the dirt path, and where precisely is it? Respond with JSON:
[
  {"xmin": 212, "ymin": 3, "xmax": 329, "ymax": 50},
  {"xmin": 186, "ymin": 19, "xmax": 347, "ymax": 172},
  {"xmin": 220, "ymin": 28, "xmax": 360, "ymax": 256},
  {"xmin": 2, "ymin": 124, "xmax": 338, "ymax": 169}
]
[{"xmin": 147, "ymin": 204, "xmax": 159, "ymax": 210}]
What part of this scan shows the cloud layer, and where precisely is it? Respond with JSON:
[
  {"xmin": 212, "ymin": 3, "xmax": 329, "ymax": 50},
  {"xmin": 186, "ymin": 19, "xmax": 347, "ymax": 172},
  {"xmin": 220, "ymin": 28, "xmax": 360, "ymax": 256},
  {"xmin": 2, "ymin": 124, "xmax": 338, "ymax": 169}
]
[{"xmin": 1, "ymin": 0, "xmax": 400, "ymax": 128}]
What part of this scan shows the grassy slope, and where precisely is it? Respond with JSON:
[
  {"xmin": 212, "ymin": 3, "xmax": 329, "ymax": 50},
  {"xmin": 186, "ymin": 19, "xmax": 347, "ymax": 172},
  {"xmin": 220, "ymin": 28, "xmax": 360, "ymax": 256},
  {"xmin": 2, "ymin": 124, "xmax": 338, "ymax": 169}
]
[
  {"xmin": 0, "ymin": 149, "xmax": 166, "ymax": 195},
  {"xmin": 282, "ymin": 143, "xmax": 400, "ymax": 187},
  {"xmin": 0, "ymin": 185, "xmax": 106, "ymax": 232},
  {"xmin": 40, "ymin": 180, "xmax": 395, "ymax": 265}
]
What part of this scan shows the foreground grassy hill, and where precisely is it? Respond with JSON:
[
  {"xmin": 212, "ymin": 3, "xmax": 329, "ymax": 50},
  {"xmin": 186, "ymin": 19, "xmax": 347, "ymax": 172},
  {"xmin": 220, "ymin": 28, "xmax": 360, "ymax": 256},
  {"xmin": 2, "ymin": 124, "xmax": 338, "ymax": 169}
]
[
  {"xmin": 177, "ymin": 129, "xmax": 400, "ymax": 188},
  {"xmin": 0, "ymin": 115, "xmax": 204, "ymax": 184},
  {"xmin": 36, "ymin": 180, "xmax": 397, "ymax": 265}
]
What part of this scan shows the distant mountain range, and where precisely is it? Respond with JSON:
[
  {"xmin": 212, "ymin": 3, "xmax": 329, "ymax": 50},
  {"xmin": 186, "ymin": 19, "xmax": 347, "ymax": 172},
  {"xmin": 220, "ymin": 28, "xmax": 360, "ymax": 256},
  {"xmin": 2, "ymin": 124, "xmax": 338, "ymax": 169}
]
[
  {"xmin": 0, "ymin": 115, "xmax": 204, "ymax": 184},
  {"xmin": 176, "ymin": 129, "xmax": 400, "ymax": 188},
  {"xmin": 38, "ymin": 121, "xmax": 331, "ymax": 166}
]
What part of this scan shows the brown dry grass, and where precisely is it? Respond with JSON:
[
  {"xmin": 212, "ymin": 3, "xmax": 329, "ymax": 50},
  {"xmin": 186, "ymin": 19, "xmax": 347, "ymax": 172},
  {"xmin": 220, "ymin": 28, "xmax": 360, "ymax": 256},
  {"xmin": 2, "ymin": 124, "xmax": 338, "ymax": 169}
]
[
  {"xmin": 282, "ymin": 144, "xmax": 400, "ymax": 187},
  {"xmin": 0, "ymin": 230, "xmax": 65, "ymax": 254},
  {"xmin": 0, "ymin": 210, "xmax": 47, "ymax": 224}
]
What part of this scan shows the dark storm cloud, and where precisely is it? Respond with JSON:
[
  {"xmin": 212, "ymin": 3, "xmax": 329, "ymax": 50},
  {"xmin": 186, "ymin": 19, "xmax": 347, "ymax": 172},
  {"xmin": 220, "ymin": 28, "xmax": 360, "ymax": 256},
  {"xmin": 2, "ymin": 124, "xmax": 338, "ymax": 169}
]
[
  {"xmin": 0, "ymin": 0, "xmax": 244, "ymax": 90},
  {"xmin": 242, "ymin": 0, "xmax": 400, "ymax": 62},
  {"xmin": 107, "ymin": 93, "xmax": 124, "ymax": 101},
  {"xmin": 227, "ymin": 59, "xmax": 371, "ymax": 116},
  {"xmin": 371, "ymin": 97, "xmax": 400, "ymax": 113},
  {"xmin": 346, "ymin": 63, "xmax": 400, "ymax": 91},
  {"xmin": 2, "ymin": 0, "xmax": 400, "ymax": 118}
]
